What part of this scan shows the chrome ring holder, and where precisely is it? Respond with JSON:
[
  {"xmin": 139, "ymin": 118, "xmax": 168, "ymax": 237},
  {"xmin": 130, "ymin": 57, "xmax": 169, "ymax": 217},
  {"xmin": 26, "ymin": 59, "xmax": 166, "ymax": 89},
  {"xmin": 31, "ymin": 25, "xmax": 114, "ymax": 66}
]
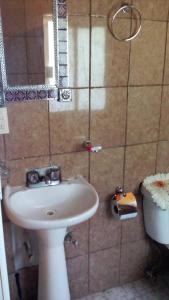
[{"xmin": 108, "ymin": 4, "xmax": 142, "ymax": 42}]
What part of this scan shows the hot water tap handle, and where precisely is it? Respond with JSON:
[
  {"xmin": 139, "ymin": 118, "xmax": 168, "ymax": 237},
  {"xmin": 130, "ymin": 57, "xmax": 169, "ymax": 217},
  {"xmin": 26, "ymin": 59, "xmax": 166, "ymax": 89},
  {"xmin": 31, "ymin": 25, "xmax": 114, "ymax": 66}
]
[{"xmin": 83, "ymin": 140, "xmax": 102, "ymax": 153}]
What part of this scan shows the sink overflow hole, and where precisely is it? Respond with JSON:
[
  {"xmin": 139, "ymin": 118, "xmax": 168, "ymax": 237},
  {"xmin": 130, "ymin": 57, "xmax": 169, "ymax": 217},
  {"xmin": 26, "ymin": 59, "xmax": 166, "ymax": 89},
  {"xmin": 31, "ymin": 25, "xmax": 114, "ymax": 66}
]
[{"xmin": 46, "ymin": 210, "xmax": 55, "ymax": 216}]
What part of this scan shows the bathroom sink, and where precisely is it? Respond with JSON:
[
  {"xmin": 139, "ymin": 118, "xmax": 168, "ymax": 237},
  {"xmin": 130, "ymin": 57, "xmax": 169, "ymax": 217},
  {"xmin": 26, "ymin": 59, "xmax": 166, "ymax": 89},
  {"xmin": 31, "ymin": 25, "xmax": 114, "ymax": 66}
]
[
  {"xmin": 4, "ymin": 175, "xmax": 99, "ymax": 300},
  {"xmin": 4, "ymin": 176, "xmax": 99, "ymax": 230}
]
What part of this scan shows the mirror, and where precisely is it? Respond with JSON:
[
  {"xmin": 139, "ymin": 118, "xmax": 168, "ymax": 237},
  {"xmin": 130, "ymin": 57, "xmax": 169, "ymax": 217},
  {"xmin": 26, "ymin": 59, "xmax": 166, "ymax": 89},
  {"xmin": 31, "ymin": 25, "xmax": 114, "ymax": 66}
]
[
  {"xmin": 1, "ymin": 0, "xmax": 54, "ymax": 87},
  {"xmin": 0, "ymin": 0, "xmax": 71, "ymax": 104}
]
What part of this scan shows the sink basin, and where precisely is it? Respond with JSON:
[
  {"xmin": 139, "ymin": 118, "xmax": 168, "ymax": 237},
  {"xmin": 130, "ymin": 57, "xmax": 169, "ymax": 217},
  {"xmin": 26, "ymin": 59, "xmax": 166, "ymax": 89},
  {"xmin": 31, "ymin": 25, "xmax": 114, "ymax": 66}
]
[
  {"xmin": 4, "ymin": 176, "xmax": 99, "ymax": 300},
  {"xmin": 4, "ymin": 176, "xmax": 99, "ymax": 230}
]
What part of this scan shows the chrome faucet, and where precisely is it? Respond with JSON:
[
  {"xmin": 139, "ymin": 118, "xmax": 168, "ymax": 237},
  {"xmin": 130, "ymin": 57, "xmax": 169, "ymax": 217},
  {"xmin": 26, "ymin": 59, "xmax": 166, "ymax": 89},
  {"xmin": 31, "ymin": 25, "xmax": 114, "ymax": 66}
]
[{"xmin": 26, "ymin": 166, "xmax": 61, "ymax": 188}]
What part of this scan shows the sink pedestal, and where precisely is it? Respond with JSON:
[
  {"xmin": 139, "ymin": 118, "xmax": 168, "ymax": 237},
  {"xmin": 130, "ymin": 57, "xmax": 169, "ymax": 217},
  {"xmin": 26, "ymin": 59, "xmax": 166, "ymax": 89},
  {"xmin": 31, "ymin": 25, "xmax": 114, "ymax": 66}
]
[
  {"xmin": 37, "ymin": 228, "xmax": 70, "ymax": 300},
  {"xmin": 5, "ymin": 177, "xmax": 99, "ymax": 300}
]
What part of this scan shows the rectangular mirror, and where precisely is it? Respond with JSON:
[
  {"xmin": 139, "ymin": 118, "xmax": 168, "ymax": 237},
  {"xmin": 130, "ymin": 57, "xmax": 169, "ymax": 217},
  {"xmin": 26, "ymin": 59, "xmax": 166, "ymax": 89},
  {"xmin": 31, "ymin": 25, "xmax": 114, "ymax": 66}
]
[{"xmin": 0, "ymin": 0, "xmax": 71, "ymax": 104}]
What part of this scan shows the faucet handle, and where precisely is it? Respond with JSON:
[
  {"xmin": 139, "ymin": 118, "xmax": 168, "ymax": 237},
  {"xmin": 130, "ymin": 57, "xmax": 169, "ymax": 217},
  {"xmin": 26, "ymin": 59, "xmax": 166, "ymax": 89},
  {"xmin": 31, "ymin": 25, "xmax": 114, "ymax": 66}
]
[
  {"xmin": 26, "ymin": 166, "xmax": 61, "ymax": 187},
  {"xmin": 26, "ymin": 170, "xmax": 40, "ymax": 186},
  {"xmin": 45, "ymin": 167, "xmax": 61, "ymax": 183},
  {"xmin": 83, "ymin": 140, "xmax": 102, "ymax": 153}
]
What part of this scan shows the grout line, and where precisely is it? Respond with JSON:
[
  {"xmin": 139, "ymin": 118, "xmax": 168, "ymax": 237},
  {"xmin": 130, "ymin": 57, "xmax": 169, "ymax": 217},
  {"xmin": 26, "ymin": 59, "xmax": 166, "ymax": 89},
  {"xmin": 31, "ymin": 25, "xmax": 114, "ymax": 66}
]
[
  {"xmin": 89, "ymin": 237, "xmax": 147, "ymax": 256},
  {"xmin": 22, "ymin": 0, "xmax": 29, "ymax": 84},
  {"xmin": 47, "ymin": 100, "xmax": 52, "ymax": 164},
  {"xmin": 68, "ymin": 14, "xmax": 90, "ymax": 17},
  {"xmin": 155, "ymin": 16, "xmax": 169, "ymax": 173},
  {"xmin": 90, "ymin": 15, "xmax": 169, "ymax": 23},
  {"xmin": 91, "ymin": 84, "xmax": 168, "ymax": 88},
  {"xmin": 69, "ymin": 83, "xmax": 169, "ymax": 89},
  {"xmin": 5, "ymin": 72, "xmax": 44, "ymax": 75},
  {"xmin": 6, "ymin": 139, "xmax": 168, "ymax": 163},
  {"xmin": 125, "ymin": 140, "xmax": 166, "ymax": 147},
  {"xmin": 122, "ymin": 8, "xmax": 133, "ymax": 191},
  {"xmin": 120, "ymin": 7, "xmax": 133, "ymax": 285},
  {"xmin": 88, "ymin": 0, "xmax": 92, "ymax": 294},
  {"xmin": 88, "ymin": 1, "xmax": 92, "ymax": 146}
]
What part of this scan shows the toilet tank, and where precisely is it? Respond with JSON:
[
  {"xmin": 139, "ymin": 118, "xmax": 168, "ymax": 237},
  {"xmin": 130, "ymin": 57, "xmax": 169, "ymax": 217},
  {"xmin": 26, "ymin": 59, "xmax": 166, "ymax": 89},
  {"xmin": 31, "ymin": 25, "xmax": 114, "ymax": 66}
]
[{"xmin": 142, "ymin": 185, "xmax": 169, "ymax": 245}]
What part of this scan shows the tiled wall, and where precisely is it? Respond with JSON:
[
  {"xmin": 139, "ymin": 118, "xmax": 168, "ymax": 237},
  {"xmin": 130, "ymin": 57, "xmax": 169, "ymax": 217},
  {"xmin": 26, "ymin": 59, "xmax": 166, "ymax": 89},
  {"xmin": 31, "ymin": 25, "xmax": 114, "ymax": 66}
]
[{"xmin": 1, "ymin": 0, "xmax": 169, "ymax": 299}]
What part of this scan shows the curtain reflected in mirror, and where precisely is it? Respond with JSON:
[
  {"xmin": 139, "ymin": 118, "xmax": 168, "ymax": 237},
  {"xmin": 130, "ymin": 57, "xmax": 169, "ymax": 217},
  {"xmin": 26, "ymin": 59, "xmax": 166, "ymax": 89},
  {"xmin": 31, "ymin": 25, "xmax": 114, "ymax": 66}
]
[{"xmin": 0, "ymin": 0, "xmax": 55, "ymax": 86}]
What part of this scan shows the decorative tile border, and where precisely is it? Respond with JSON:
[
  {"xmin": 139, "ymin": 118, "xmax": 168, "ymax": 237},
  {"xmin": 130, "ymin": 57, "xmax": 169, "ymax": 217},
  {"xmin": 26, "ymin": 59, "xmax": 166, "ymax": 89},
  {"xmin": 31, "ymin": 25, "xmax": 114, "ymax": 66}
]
[
  {"xmin": 58, "ymin": 0, "xmax": 67, "ymax": 19},
  {"xmin": 58, "ymin": 0, "xmax": 69, "ymax": 88},
  {"xmin": 5, "ymin": 89, "xmax": 58, "ymax": 102}
]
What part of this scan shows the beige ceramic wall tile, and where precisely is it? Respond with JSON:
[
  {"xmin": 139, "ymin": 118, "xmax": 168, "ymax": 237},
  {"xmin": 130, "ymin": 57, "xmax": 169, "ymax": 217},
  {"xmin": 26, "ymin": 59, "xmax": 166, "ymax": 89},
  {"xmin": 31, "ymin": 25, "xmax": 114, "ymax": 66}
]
[
  {"xmin": 51, "ymin": 152, "xmax": 89, "ymax": 180},
  {"xmin": 7, "ymin": 156, "xmax": 50, "ymax": 186},
  {"xmin": 68, "ymin": 0, "xmax": 90, "ymax": 15},
  {"xmin": 89, "ymin": 201, "xmax": 121, "ymax": 252},
  {"xmin": 164, "ymin": 27, "xmax": 169, "ymax": 84},
  {"xmin": 1, "ymin": 0, "xmax": 26, "ymax": 37},
  {"xmin": 90, "ymin": 147, "xmax": 124, "ymax": 201},
  {"xmin": 49, "ymin": 89, "xmax": 89, "ymax": 154},
  {"xmin": 132, "ymin": 0, "xmax": 169, "ymax": 21},
  {"xmin": 160, "ymin": 87, "xmax": 169, "ymax": 140},
  {"xmin": 5, "ymin": 102, "xmax": 49, "ymax": 160},
  {"xmin": 67, "ymin": 255, "xmax": 88, "ymax": 299},
  {"xmin": 127, "ymin": 86, "xmax": 161, "ymax": 145},
  {"xmin": 121, "ymin": 196, "xmax": 146, "ymax": 244},
  {"xmin": 91, "ymin": 87, "xmax": 127, "ymax": 148},
  {"xmin": 156, "ymin": 141, "xmax": 169, "ymax": 173},
  {"xmin": 65, "ymin": 221, "xmax": 89, "ymax": 259},
  {"xmin": 91, "ymin": 0, "xmax": 132, "ymax": 17},
  {"xmin": 69, "ymin": 16, "xmax": 89, "ymax": 87},
  {"xmin": 89, "ymin": 246, "xmax": 120, "ymax": 293},
  {"xmin": 124, "ymin": 143, "xmax": 157, "ymax": 193},
  {"xmin": 120, "ymin": 239, "xmax": 150, "ymax": 284},
  {"xmin": 129, "ymin": 20, "xmax": 166, "ymax": 85},
  {"xmin": 91, "ymin": 17, "xmax": 130, "ymax": 87}
]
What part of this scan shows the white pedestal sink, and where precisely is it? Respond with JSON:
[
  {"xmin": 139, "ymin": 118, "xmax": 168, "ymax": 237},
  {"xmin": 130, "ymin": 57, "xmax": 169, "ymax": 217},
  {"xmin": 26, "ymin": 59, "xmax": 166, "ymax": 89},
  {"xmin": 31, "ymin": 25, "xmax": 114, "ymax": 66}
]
[{"xmin": 4, "ymin": 176, "xmax": 99, "ymax": 300}]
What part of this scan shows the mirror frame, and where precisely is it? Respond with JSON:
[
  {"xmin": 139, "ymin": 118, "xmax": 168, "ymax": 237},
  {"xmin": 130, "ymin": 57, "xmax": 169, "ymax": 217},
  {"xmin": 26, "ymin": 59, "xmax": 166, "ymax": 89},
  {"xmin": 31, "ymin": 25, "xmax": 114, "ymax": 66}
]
[{"xmin": 0, "ymin": 0, "xmax": 71, "ymax": 105}]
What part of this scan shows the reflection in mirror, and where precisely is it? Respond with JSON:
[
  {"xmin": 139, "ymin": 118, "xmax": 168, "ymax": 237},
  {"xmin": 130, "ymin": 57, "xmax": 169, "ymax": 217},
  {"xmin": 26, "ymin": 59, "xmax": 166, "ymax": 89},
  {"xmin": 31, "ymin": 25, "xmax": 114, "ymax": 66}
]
[{"xmin": 0, "ymin": 0, "xmax": 55, "ymax": 87}]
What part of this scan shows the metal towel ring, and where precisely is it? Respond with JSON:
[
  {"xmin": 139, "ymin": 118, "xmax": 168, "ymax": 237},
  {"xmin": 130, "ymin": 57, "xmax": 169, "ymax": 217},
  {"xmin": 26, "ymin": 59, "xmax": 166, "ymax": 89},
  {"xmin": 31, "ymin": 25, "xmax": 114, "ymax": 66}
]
[{"xmin": 109, "ymin": 4, "xmax": 142, "ymax": 42}]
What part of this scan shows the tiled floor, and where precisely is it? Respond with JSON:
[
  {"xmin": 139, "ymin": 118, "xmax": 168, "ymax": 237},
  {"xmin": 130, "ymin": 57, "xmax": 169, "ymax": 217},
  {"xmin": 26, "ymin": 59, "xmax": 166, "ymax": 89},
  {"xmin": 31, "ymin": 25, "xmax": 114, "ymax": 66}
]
[{"xmin": 78, "ymin": 273, "xmax": 169, "ymax": 300}]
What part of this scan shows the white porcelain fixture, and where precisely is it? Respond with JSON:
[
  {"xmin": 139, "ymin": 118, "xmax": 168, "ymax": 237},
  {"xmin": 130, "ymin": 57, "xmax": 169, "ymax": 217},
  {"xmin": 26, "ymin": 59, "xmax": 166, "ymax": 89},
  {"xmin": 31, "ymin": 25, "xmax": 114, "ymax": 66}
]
[
  {"xmin": 4, "ymin": 176, "xmax": 99, "ymax": 300},
  {"xmin": 142, "ymin": 185, "xmax": 169, "ymax": 249}
]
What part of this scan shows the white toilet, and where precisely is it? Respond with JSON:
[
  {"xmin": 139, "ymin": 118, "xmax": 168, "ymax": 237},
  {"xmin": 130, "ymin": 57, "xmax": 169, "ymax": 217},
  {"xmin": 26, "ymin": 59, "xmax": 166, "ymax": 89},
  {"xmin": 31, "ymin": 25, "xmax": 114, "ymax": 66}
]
[{"xmin": 142, "ymin": 184, "xmax": 169, "ymax": 249}]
